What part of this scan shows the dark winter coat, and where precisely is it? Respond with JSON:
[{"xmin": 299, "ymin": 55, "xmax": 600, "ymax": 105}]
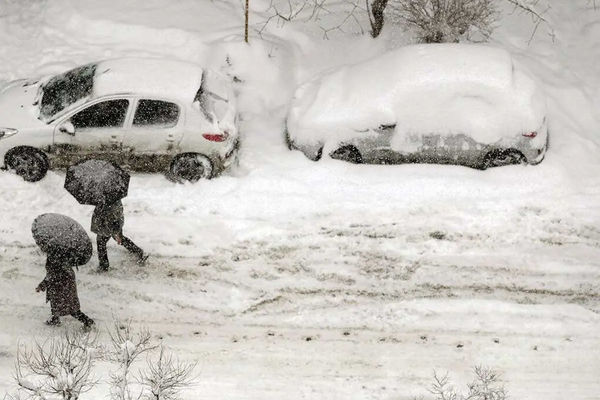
[
  {"xmin": 38, "ymin": 256, "xmax": 80, "ymax": 316},
  {"xmin": 91, "ymin": 200, "xmax": 124, "ymax": 236}
]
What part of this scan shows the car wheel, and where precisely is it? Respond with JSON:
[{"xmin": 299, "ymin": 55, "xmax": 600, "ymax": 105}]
[
  {"xmin": 6, "ymin": 148, "xmax": 49, "ymax": 182},
  {"xmin": 330, "ymin": 145, "xmax": 363, "ymax": 164},
  {"xmin": 170, "ymin": 153, "xmax": 213, "ymax": 183},
  {"xmin": 481, "ymin": 149, "xmax": 525, "ymax": 169}
]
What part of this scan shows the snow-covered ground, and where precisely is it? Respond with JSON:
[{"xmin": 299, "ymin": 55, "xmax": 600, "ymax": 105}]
[{"xmin": 0, "ymin": 0, "xmax": 599, "ymax": 398}]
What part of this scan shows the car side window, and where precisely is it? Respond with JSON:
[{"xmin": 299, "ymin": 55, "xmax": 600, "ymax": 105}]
[
  {"xmin": 132, "ymin": 100, "xmax": 179, "ymax": 128},
  {"xmin": 70, "ymin": 99, "xmax": 129, "ymax": 129}
]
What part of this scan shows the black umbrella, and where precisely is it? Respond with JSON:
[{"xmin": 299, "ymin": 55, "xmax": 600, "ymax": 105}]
[
  {"xmin": 65, "ymin": 159, "xmax": 130, "ymax": 206},
  {"xmin": 32, "ymin": 213, "xmax": 92, "ymax": 266}
]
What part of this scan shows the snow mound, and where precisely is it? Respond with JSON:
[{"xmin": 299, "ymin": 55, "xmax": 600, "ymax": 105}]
[{"xmin": 287, "ymin": 44, "xmax": 547, "ymax": 148}]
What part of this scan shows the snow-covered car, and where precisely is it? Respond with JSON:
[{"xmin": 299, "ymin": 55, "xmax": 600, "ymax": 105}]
[
  {"xmin": 0, "ymin": 58, "xmax": 238, "ymax": 182},
  {"xmin": 286, "ymin": 44, "xmax": 548, "ymax": 169}
]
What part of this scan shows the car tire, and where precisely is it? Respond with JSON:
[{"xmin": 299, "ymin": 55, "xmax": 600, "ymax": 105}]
[
  {"xmin": 170, "ymin": 153, "xmax": 213, "ymax": 183},
  {"xmin": 5, "ymin": 148, "xmax": 49, "ymax": 182},
  {"xmin": 330, "ymin": 145, "xmax": 363, "ymax": 164},
  {"xmin": 481, "ymin": 149, "xmax": 525, "ymax": 169}
]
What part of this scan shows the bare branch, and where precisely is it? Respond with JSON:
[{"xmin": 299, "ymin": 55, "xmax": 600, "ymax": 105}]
[
  {"xmin": 107, "ymin": 320, "xmax": 157, "ymax": 400},
  {"xmin": 387, "ymin": 0, "xmax": 498, "ymax": 43},
  {"xmin": 139, "ymin": 346, "xmax": 197, "ymax": 400},
  {"xmin": 423, "ymin": 366, "xmax": 507, "ymax": 400},
  {"xmin": 505, "ymin": 0, "xmax": 555, "ymax": 43},
  {"xmin": 255, "ymin": 0, "xmax": 367, "ymax": 39},
  {"xmin": 13, "ymin": 330, "xmax": 98, "ymax": 400}
]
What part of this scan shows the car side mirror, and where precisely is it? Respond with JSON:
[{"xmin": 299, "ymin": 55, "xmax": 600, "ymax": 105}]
[{"xmin": 58, "ymin": 121, "xmax": 75, "ymax": 136}]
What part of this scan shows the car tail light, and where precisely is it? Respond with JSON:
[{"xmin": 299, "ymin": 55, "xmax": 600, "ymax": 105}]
[
  {"xmin": 202, "ymin": 132, "xmax": 229, "ymax": 142},
  {"xmin": 522, "ymin": 131, "xmax": 537, "ymax": 138}
]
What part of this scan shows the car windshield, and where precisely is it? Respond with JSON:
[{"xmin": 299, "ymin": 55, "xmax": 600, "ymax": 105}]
[{"xmin": 39, "ymin": 64, "xmax": 97, "ymax": 121}]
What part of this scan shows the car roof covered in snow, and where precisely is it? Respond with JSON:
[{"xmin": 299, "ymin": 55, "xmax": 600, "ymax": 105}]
[
  {"xmin": 287, "ymin": 44, "xmax": 546, "ymax": 145},
  {"xmin": 92, "ymin": 58, "xmax": 204, "ymax": 103}
]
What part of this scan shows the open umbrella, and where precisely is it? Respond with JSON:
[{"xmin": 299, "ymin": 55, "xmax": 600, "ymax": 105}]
[
  {"xmin": 32, "ymin": 213, "xmax": 92, "ymax": 266},
  {"xmin": 65, "ymin": 159, "xmax": 130, "ymax": 206}
]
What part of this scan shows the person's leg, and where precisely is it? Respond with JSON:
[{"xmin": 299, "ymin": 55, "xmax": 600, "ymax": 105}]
[
  {"xmin": 97, "ymin": 235, "xmax": 110, "ymax": 270},
  {"xmin": 71, "ymin": 311, "xmax": 94, "ymax": 328},
  {"xmin": 45, "ymin": 315, "xmax": 60, "ymax": 326},
  {"xmin": 120, "ymin": 234, "xmax": 144, "ymax": 259}
]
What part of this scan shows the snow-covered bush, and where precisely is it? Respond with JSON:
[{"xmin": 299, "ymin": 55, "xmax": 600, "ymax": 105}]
[
  {"xmin": 106, "ymin": 320, "xmax": 156, "ymax": 400},
  {"xmin": 421, "ymin": 366, "xmax": 507, "ymax": 400},
  {"xmin": 7, "ymin": 321, "xmax": 197, "ymax": 400},
  {"xmin": 106, "ymin": 320, "xmax": 195, "ymax": 400},
  {"xmin": 139, "ymin": 346, "xmax": 196, "ymax": 400},
  {"xmin": 12, "ymin": 329, "xmax": 98, "ymax": 400},
  {"xmin": 388, "ymin": 0, "xmax": 498, "ymax": 43}
]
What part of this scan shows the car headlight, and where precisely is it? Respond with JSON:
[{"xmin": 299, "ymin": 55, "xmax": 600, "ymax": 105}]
[{"xmin": 0, "ymin": 128, "xmax": 18, "ymax": 139}]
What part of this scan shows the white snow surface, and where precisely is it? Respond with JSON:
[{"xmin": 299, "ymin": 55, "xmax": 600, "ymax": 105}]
[
  {"xmin": 287, "ymin": 44, "xmax": 546, "ymax": 147},
  {"xmin": 0, "ymin": 0, "xmax": 599, "ymax": 399},
  {"xmin": 93, "ymin": 58, "xmax": 204, "ymax": 104}
]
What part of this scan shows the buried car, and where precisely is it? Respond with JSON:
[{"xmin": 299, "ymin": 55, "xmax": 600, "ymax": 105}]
[
  {"xmin": 0, "ymin": 58, "xmax": 238, "ymax": 182},
  {"xmin": 286, "ymin": 44, "xmax": 548, "ymax": 169}
]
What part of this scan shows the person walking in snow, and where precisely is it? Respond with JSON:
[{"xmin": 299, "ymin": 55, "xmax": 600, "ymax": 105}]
[
  {"xmin": 36, "ymin": 250, "xmax": 94, "ymax": 329},
  {"xmin": 92, "ymin": 199, "xmax": 146, "ymax": 271}
]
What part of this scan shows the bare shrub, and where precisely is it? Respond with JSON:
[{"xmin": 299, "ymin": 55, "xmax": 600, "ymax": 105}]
[
  {"xmin": 423, "ymin": 366, "xmax": 507, "ymax": 400},
  {"xmin": 13, "ymin": 329, "xmax": 98, "ymax": 400},
  {"xmin": 139, "ymin": 346, "xmax": 196, "ymax": 400},
  {"xmin": 105, "ymin": 320, "xmax": 195, "ymax": 400},
  {"xmin": 106, "ymin": 320, "xmax": 157, "ymax": 400},
  {"xmin": 388, "ymin": 0, "xmax": 498, "ymax": 43}
]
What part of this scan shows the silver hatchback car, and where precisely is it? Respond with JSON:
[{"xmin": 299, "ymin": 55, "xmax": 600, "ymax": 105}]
[{"xmin": 0, "ymin": 58, "xmax": 238, "ymax": 182}]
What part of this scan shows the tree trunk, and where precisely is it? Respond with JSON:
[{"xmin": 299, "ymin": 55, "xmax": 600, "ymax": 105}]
[
  {"xmin": 245, "ymin": 0, "xmax": 249, "ymax": 43},
  {"xmin": 368, "ymin": 0, "xmax": 388, "ymax": 38}
]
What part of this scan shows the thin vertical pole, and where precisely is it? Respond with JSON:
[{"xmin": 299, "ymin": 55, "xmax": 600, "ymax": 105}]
[{"xmin": 245, "ymin": 0, "xmax": 249, "ymax": 43}]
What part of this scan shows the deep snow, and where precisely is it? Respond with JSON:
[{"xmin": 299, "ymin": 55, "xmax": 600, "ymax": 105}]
[
  {"xmin": 0, "ymin": 0, "xmax": 599, "ymax": 399},
  {"xmin": 287, "ymin": 44, "xmax": 546, "ymax": 147}
]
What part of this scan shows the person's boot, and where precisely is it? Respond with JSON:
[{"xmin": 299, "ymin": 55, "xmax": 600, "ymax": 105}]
[
  {"xmin": 82, "ymin": 317, "xmax": 95, "ymax": 331},
  {"xmin": 121, "ymin": 236, "xmax": 145, "ymax": 264},
  {"xmin": 73, "ymin": 312, "xmax": 95, "ymax": 331},
  {"xmin": 98, "ymin": 261, "xmax": 109, "ymax": 272},
  {"xmin": 138, "ymin": 253, "xmax": 149, "ymax": 265},
  {"xmin": 45, "ymin": 315, "xmax": 61, "ymax": 326}
]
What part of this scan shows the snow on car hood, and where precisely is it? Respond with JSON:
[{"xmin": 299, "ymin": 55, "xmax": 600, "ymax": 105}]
[
  {"xmin": 0, "ymin": 79, "xmax": 47, "ymax": 130},
  {"xmin": 287, "ymin": 44, "xmax": 547, "ymax": 147}
]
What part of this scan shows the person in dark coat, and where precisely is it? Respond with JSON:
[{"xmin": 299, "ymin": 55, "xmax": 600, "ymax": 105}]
[
  {"xmin": 92, "ymin": 199, "xmax": 145, "ymax": 271},
  {"xmin": 36, "ymin": 251, "xmax": 94, "ymax": 328}
]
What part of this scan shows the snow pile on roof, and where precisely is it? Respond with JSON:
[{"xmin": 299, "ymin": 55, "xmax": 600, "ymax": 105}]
[
  {"xmin": 287, "ymin": 44, "xmax": 547, "ymax": 147},
  {"xmin": 93, "ymin": 58, "xmax": 204, "ymax": 103}
]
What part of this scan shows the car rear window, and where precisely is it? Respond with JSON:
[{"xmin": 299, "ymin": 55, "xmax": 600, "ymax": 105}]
[
  {"xmin": 133, "ymin": 99, "xmax": 179, "ymax": 128},
  {"xmin": 194, "ymin": 72, "xmax": 230, "ymax": 123}
]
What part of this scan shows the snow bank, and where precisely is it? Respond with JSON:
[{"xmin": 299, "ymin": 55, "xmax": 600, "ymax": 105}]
[{"xmin": 287, "ymin": 44, "xmax": 547, "ymax": 148}]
